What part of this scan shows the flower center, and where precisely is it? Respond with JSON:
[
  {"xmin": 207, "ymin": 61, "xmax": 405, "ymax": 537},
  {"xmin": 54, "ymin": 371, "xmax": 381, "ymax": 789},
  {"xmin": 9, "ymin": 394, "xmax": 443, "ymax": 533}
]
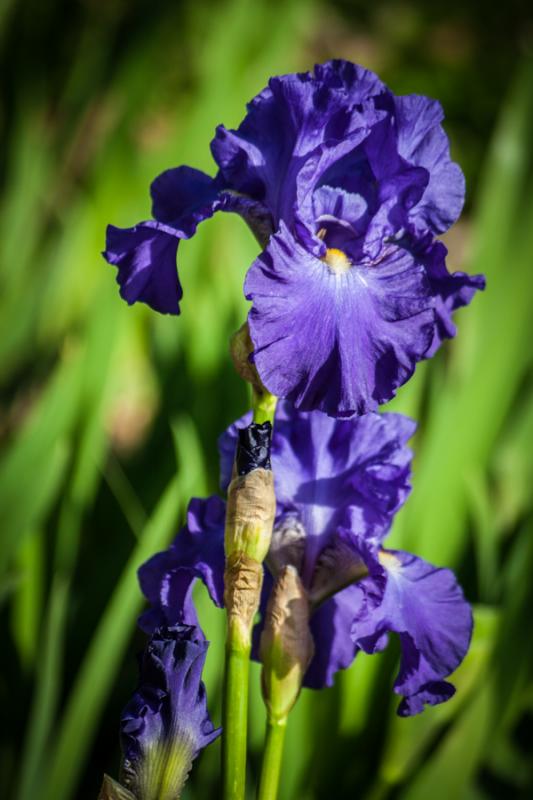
[{"xmin": 323, "ymin": 247, "xmax": 351, "ymax": 275}]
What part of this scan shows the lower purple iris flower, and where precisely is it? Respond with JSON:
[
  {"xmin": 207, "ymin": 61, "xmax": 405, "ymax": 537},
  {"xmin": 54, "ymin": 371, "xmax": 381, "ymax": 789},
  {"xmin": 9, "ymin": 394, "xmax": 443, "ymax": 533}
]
[
  {"xmin": 120, "ymin": 625, "xmax": 220, "ymax": 800},
  {"xmin": 138, "ymin": 402, "xmax": 472, "ymax": 716}
]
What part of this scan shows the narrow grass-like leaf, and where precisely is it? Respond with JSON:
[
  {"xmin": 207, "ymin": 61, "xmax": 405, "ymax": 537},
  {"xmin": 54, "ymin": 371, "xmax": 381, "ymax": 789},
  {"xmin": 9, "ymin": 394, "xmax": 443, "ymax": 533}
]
[
  {"xmin": 0, "ymin": 349, "xmax": 80, "ymax": 577},
  {"xmin": 16, "ymin": 576, "xmax": 70, "ymax": 800},
  {"xmin": 398, "ymin": 683, "xmax": 492, "ymax": 800},
  {"xmin": 102, "ymin": 454, "xmax": 147, "ymax": 540},
  {"xmin": 338, "ymin": 652, "xmax": 381, "ymax": 737},
  {"xmin": 378, "ymin": 606, "xmax": 498, "ymax": 790},
  {"xmin": 10, "ymin": 530, "xmax": 44, "ymax": 670},
  {"xmin": 493, "ymin": 385, "xmax": 533, "ymax": 531},
  {"xmin": 42, "ymin": 472, "xmax": 185, "ymax": 800},
  {"xmin": 17, "ymin": 292, "xmax": 125, "ymax": 800}
]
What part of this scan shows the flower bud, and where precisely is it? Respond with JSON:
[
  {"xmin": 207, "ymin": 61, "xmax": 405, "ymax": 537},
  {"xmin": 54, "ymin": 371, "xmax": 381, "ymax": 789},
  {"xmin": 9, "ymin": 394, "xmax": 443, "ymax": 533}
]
[
  {"xmin": 260, "ymin": 566, "xmax": 315, "ymax": 723},
  {"xmin": 224, "ymin": 422, "xmax": 275, "ymax": 640},
  {"xmin": 224, "ymin": 551, "xmax": 263, "ymax": 646},
  {"xmin": 120, "ymin": 625, "xmax": 220, "ymax": 800},
  {"xmin": 224, "ymin": 423, "xmax": 275, "ymax": 563}
]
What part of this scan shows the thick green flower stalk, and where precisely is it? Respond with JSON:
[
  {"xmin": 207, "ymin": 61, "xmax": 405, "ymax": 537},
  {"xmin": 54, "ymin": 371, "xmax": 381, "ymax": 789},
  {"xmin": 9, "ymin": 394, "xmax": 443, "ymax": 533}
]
[
  {"xmin": 258, "ymin": 566, "xmax": 314, "ymax": 800},
  {"xmin": 222, "ymin": 415, "xmax": 276, "ymax": 800}
]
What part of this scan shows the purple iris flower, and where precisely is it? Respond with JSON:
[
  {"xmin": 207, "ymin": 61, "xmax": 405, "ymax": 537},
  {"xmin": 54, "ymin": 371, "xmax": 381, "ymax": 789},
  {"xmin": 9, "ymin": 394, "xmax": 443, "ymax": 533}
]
[
  {"xmin": 104, "ymin": 60, "xmax": 484, "ymax": 416},
  {"xmin": 120, "ymin": 625, "xmax": 220, "ymax": 800},
  {"xmin": 138, "ymin": 402, "xmax": 472, "ymax": 716},
  {"xmin": 233, "ymin": 64, "xmax": 485, "ymax": 416}
]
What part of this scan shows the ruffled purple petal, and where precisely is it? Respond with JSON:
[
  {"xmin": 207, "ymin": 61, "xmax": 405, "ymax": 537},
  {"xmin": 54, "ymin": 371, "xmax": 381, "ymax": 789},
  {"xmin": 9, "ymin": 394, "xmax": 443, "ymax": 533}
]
[
  {"xmin": 121, "ymin": 625, "xmax": 220, "ymax": 798},
  {"xmin": 104, "ymin": 221, "xmax": 183, "ymax": 314},
  {"xmin": 359, "ymin": 112, "xmax": 430, "ymax": 256},
  {"xmin": 211, "ymin": 61, "xmax": 385, "ymax": 227},
  {"xmin": 393, "ymin": 94, "xmax": 465, "ymax": 234},
  {"xmin": 245, "ymin": 223, "xmax": 436, "ymax": 416},
  {"xmin": 354, "ymin": 549, "xmax": 473, "ymax": 716},
  {"xmin": 417, "ymin": 238, "xmax": 486, "ymax": 355},
  {"xmin": 295, "ymin": 121, "xmax": 383, "ymax": 231},
  {"xmin": 138, "ymin": 497, "xmax": 226, "ymax": 633},
  {"xmin": 312, "ymin": 60, "xmax": 385, "ymax": 103},
  {"xmin": 310, "ymin": 110, "xmax": 429, "ymax": 258}
]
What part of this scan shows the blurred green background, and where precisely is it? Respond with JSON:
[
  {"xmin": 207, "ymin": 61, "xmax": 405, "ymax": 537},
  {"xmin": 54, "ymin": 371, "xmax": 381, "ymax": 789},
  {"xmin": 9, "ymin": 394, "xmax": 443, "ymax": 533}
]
[{"xmin": 1, "ymin": 0, "xmax": 532, "ymax": 798}]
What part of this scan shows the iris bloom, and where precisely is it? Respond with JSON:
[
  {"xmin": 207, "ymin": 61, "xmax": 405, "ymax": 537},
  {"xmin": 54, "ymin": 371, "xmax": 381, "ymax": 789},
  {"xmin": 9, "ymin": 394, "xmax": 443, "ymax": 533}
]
[
  {"xmin": 120, "ymin": 625, "xmax": 220, "ymax": 800},
  {"xmin": 138, "ymin": 403, "xmax": 472, "ymax": 715},
  {"xmin": 104, "ymin": 60, "xmax": 484, "ymax": 417}
]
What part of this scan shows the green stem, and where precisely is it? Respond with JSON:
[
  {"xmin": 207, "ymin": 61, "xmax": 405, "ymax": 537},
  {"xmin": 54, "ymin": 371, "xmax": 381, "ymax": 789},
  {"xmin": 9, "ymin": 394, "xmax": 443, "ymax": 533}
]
[
  {"xmin": 252, "ymin": 390, "xmax": 277, "ymax": 426},
  {"xmin": 223, "ymin": 386, "xmax": 277, "ymax": 798},
  {"xmin": 222, "ymin": 622, "xmax": 251, "ymax": 800},
  {"xmin": 257, "ymin": 718, "xmax": 287, "ymax": 800}
]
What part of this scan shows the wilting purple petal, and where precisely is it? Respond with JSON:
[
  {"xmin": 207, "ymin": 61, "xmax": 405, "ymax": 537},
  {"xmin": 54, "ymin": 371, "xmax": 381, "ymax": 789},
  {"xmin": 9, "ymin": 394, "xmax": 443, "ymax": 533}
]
[
  {"xmin": 104, "ymin": 222, "xmax": 183, "ymax": 314},
  {"xmin": 104, "ymin": 167, "xmax": 221, "ymax": 315},
  {"xmin": 121, "ymin": 625, "xmax": 220, "ymax": 799},
  {"xmin": 354, "ymin": 549, "xmax": 473, "ymax": 716}
]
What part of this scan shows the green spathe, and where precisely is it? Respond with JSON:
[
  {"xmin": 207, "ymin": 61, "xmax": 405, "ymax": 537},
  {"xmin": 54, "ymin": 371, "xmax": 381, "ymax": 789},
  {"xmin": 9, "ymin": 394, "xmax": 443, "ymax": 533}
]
[
  {"xmin": 260, "ymin": 566, "xmax": 314, "ymax": 723},
  {"xmin": 122, "ymin": 736, "xmax": 195, "ymax": 800},
  {"xmin": 224, "ymin": 468, "xmax": 276, "ymax": 563}
]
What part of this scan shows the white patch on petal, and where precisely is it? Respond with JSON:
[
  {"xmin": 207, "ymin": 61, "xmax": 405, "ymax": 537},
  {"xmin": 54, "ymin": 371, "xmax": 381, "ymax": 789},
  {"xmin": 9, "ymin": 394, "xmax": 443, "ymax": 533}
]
[{"xmin": 378, "ymin": 550, "xmax": 403, "ymax": 575}]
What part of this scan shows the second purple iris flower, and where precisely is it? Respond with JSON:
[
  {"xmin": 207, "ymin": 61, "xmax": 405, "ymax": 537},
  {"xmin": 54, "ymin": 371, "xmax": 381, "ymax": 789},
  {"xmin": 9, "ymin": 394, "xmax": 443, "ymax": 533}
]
[{"xmin": 138, "ymin": 402, "xmax": 472, "ymax": 717}]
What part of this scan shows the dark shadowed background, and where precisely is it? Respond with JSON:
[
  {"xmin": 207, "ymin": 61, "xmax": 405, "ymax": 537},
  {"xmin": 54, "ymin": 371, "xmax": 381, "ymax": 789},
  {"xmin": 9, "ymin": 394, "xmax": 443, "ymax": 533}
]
[{"xmin": 1, "ymin": 0, "xmax": 533, "ymax": 798}]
